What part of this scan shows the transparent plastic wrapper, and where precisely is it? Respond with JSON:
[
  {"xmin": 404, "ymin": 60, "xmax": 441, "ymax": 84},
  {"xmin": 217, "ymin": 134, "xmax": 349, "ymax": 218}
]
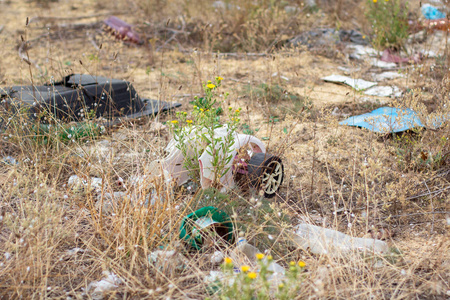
[{"xmin": 292, "ymin": 224, "xmax": 389, "ymax": 255}]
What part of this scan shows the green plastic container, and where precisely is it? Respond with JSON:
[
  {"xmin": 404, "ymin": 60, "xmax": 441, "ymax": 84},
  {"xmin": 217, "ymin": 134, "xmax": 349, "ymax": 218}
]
[{"xmin": 179, "ymin": 206, "xmax": 234, "ymax": 250}]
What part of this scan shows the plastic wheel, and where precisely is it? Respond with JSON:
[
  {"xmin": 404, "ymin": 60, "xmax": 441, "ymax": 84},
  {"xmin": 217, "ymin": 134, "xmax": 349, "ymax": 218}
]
[{"xmin": 247, "ymin": 153, "xmax": 284, "ymax": 198}]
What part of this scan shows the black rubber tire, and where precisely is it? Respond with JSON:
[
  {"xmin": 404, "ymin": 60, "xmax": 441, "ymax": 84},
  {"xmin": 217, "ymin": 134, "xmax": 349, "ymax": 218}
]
[{"xmin": 247, "ymin": 153, "xmax": 284, "ymax": 198}]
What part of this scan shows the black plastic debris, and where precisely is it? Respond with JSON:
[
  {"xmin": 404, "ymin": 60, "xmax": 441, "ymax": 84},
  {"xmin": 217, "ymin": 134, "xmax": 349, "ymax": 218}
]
[{"xmin": 0, "ymin": 74, "xmax": 181, "ymax": 125}]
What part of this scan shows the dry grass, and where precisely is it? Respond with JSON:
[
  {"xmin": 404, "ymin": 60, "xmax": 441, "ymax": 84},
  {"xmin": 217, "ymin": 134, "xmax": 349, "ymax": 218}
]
[{"xmin": 0, "ymin": 0, "xmax": 449, "ymax": 299}]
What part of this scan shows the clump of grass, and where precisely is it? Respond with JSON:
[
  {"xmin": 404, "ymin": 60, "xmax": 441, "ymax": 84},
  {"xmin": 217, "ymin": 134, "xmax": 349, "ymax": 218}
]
[{"xmin": 365, "ymin": 0, "xmax": 409, "ymax": 50}]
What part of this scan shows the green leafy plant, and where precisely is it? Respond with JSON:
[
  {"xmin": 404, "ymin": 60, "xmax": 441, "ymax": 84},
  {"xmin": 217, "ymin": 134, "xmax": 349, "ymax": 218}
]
[
  {"xmin": 365, "ymin": 0, "xmax": 409, "ymax": 50},
  {"xmin": 169, "ymin": 77, "xmax": 242, "ymax": 188}
]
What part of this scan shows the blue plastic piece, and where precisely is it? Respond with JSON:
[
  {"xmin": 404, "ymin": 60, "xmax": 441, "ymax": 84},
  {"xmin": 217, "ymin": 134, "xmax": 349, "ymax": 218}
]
[
  {"xmin": 339, "ymin": 107, "xmax": 423, "ymax": 133},
  {"xmin": 421, "ymin": 4, "xmax": 446, "ymax": 20}
]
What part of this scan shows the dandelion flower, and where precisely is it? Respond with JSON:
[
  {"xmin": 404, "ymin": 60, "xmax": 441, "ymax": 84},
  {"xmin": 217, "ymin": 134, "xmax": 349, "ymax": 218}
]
[
  {"xmin": 256, "ymin": 253, "xmax": 264, "ymax": 260},
  {"xmin": 207, "ymin": 83, "xmax": 216, "ymax": 89},
  {"xmin": 217, "ymin": 76, "xmax": 223, "ymax": 81},
  {"xmin": 235, "ymin": 109, "xmax": 240, "ymax": 113},
  {"xmin": 298, "ymin": 261, "xmax": 306, "ymax": 268},
  {"xmin": 186, "ymin": 119, "xmax": 193, "ymax": 124},
  {"xmin": 241, "ymin": 265, "xmax": 250, "ymax": 272},
  {"xmin": 224, "ymin": 257, "xmax": 232, "ymax": 264},
  {"xmin": 247, "ymin": 272, "xmax": 257, "ymax": 279},
  {"xmin": 171, "ymin": 120, "xmax": 178, "ymax": 124}
]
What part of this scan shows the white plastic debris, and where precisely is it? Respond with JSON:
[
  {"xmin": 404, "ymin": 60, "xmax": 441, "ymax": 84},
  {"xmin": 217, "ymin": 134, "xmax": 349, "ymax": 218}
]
[
  {"xmin": 364, "ymin": 86, "xmax": 402, "ymax": 97},
  {"xmin": 87, "ymin": 271, "xmax": 122, "ymax": 300},
  {"xmin": 348, "ymin": 45, "xmax": 379, "ymax": 60},
  {"xmin": 321, "ymin": 75, "xmax": 377, "ymax": 91},
  {"xmin": 373, "ymin": 71, "xmax": 404, "ymax": 81},
  {"xmin": 210, "ymin": 251, "xmax": 225, "ymax": 264},
  {"xmin": 68, "ymin": 175, "xmax": 103, "ymax": 192},
  {"xmin": 291, "ymin": 224, "xmax": 389, "ymax": 256},
  {"xmin": 370, "ymin": 59, "xmax": 397, "ymax": 69}
]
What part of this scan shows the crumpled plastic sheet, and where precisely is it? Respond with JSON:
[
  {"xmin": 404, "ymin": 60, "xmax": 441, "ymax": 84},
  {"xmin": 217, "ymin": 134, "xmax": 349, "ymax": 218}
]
[
  {"xmin": 339, "ymin": 107, "xmax": 423, "ymax": 133},
  {"xmin": 321, "ymin": 75, "xmax": 377, "ymax": 91}
]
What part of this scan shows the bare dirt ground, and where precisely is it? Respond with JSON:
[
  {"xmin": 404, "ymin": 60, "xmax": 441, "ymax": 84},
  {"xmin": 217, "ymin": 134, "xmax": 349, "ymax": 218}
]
[{"xmin": 0, "ymin": 0, "xmax": 448, "ymax": 299}]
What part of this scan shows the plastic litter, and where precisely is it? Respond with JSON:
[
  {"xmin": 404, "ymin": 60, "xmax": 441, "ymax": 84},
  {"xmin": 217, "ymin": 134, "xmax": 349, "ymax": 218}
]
[
  {"xmin": 421, "ymin": 4, "xmax": 446, "ymax": 20},
  {"xmin": 364, "ymin": 86, "xmax": 402, "ymax": 98},
  {"xmin": 103, "ymin": 16, "xmax": 141, "ymax": 44},
  {"xmin": 179, "ymin": 206, "xmax": 234, "ymax": 250},
  {"xmin": 154, "ymin": 125, "xmax": 266, "ymax": 191},
  {"xmin": 339, "ymin": 107, "xmax": 423, "ymax": 133},
  {"xmin": 87, "ymin": 271, "xmax": 122, "ymax": 300},
  {"xmin": 370, "ymin": 59, "xmax": 397, "ymax": 69},
  {"xmin": 347, "ymin": 45, "xmax": 379, "ymax": 60},
  {"xmin": 2, "ymin": 156, "xmax": 18, "ymax": 165},
  {"xmin": 68, "ymin": 175, "xmax": 103, "ymax": 192},
  {"xmin": 321, "ymin": 75, "xmax": 377, "ymax": 91},
  {"xmin": 380, "ymin": 49, "xmax": 421, "ymax": 64},
  {"xmin": 291, "ymin": 224, "xmax": 389, "ymax": 255},
  {"xmin": 372, "ymin": 71, "xmax": 404, "ymax": 81}
]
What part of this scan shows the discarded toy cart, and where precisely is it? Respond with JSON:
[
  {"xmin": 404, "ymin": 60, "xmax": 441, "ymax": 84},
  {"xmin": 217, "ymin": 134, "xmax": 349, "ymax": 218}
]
[{"xmin": 150, "ymin": 126, "xmax": 285, "ymax": 198}]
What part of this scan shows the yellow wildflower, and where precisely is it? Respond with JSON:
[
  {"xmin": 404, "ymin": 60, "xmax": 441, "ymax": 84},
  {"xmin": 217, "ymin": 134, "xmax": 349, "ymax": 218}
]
[
  {"xmin": 217, "ymin": 76, "xmax": 223, "ymax": 81},
  {"xmin": 224, "ymin": 257, "xmax": 232, "ymax": 264},
  {"xmin": 193, "ymin": 105, "xmax": 197, "ymax": 109},
  {"xmin": 171, "ymin": 120, "xmax": 178, "ymax": 124},
  {"xmin": 373, "ymin": 0, "xmax": 377, "ymax": 2},
  {"xmin": 235, "ymin": 109, "xmax": 240, "ymax": 113},
  {"xmin": 200, "ymin": 108, "xmax": 204, "ymax": 112},
  {"xmin": 241, "ymin": 265, "xmax": 250, "ymax": 273},
  {"xmin": 298, "ymin": 261, "xmax": 306, "ymax": 268},
  {"xmin": 247, "ymin": 272, "xmax": 257, "ymax": 279},
  {"xmin": 207, "ymin": 83, "xmax": 216, "ymax": 89},
  {"xmin": 278, "ymin": 283, "xmax": 284, "ymax": 289},
  {"xmin": 207, "ymin": 80, "xmax": 212, "ymax": 83},
  {"xmin": 267, "ymin": 255, "xmax": 273, "ymax": 261},
  {"xmin": 186, "ymin": 119, "xmax": 193, "ymax": 124},
  {"xmin": 289, "ymin": 261, "xmax": 295, "ymax": 266},
  {"xmin": 362, "ymin": 35, "xmax": 366, "ymax": 39},
  {"xmin": 256, "ymin": 253, "xmax": 264, "ymax": 260}
]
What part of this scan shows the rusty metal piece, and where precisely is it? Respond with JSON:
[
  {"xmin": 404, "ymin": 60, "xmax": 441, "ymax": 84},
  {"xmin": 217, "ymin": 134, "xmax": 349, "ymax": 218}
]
[{"xmin": 103, "ymin": 16, "xmax": 141, "ymax": 44}]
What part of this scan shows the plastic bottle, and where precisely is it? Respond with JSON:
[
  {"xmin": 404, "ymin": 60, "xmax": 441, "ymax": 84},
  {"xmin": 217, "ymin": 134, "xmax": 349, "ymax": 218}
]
[{"xmin": 292, "ymin": 224, "xmax": 388, "ymax": 256}]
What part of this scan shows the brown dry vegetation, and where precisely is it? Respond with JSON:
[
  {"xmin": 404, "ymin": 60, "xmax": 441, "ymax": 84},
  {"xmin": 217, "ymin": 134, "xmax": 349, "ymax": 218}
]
[{"xmin": 0, "ymin": 0, "xmax": 449, "ymax": 299}]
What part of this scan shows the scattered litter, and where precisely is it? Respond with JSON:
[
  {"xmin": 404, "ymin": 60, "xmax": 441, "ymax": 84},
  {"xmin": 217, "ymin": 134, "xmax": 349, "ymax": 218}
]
[
  {"xmin": 370, "ymin": 59, "xmax": 397, "ymax": 69},
  {"xmin": 65, "ymin": 248, "xmax": 85, "ymax": 255},
  {"xmin": 291, "ymin": 223, "xmax": 389, "ymax": 255},
  {"xmin": 68, "ymin": 175, "xmax": 103, "ymax": 192},
  {"xmin": 103, "ymin": 16, "xmax": 141, "ymax": 44},
  {"xmin": 372, "ymin": 71, "xmax": 404, "ymax": 81},
  {"xmin": 364, "ymin": 86, "xmax": 402, "ymax": 98},
  {"xmin": 230, "ymin": 237, "xmax": 285, "ymax": 285},
  {"xmin": 407, "ymin": 30, "xmax": 427, "ymax": 44},
  {"xmin": 179, "ymin": 206, "xmax": 234, "ymax": 250},
  {"xmin": 210, "ymin": 251, "xmax": 224, "ymax": 264},
  {"xmin": 321, "ymin": 75, "xmax": 377, "ymax": 91},
  {"xmin": 2, "ymin": 156, "xmax": 18, "ymax": 165},
  {"xmin": 347, "ymin": 45, "xmax": 379, "ymax": 60},
  {"xmin": 271, "ymin": 72, "xmax": 290, "ymax": 81},
  {"xmin": 87, "ymin": 271, "xmax": 122, "ymax": 300},
  {"xmin": 339, "ymin": 107, "xmax": 423, "ymax": 133},
  {"xmin": 422, "ymin": 18, "xmax": 450, "ymax": 31},
  {"xmin": 148, "ymin": 250, "xmax": 177, "ymax": 263},
  {"xmin": 421, "ymin": 4, "xmax": 446, "ymax": 20},
  {"xmin": 288, "ymin": 29, "xmax": 369, "ymax": 49},
  {"xmin": 337, "ymin": 66, "xmax": 361, "ymax": 75},
  {"xmin": 0, "ymin": 74, "xmax": 181, "ymax": 126},
  {"xmin": 381, "ymin": 49, "xmax": 421, "ymax": 64}
]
